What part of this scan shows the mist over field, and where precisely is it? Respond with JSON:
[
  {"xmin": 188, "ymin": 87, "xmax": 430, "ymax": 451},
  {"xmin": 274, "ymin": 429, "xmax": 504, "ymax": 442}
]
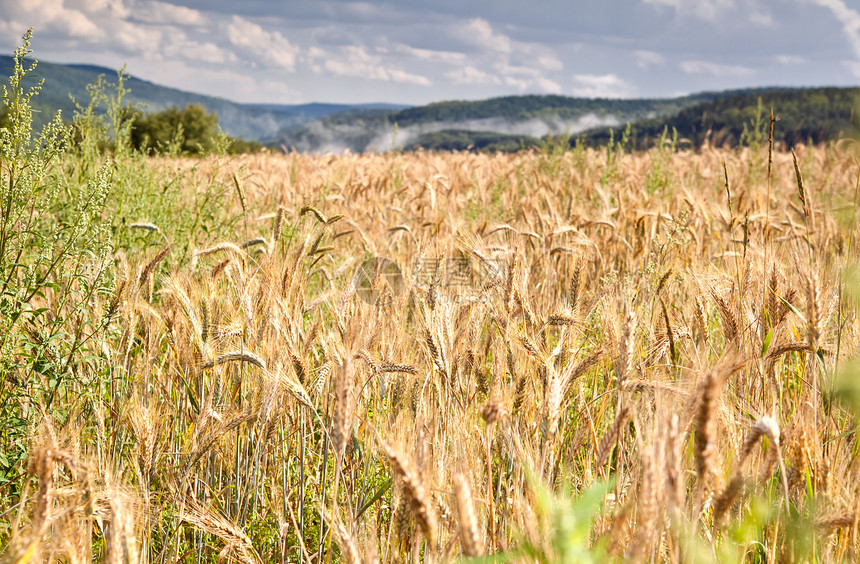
[
  {"xmin": 368, "ymin": 113, "xmax": 624, "ymax": 152},
  {"xmin": 285, "ymin": 112, "xmax": 622, "ymax": 153}
]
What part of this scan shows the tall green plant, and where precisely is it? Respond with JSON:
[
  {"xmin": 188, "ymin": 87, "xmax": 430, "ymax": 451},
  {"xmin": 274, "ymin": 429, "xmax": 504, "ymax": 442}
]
[{"xmin": 0, "ymin": 29, "xmax": 114, "ymax": 494}]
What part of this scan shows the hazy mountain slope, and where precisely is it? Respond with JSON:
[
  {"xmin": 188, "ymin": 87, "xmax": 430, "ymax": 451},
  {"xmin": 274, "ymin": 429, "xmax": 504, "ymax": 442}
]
[
  {"xmin": 273, "ymin": 88, "xmax": 791, "ymax": 152},
  {"xmin": 4, "ymin": 56, "xmax": 854, "ymax": 153},
  {"xmin": 0, "ymin": 56, "xmax": 407, "ymax": 141},
  {"xmin": 249, "ymin": 102, "xmax": 409, "ymax": 119},
  {"xmin": 399, "ymin": 86, "xmax": 859, "ymax": 153},
  {"xmin": 578, "ymin": 86, "xmax": 860, "ymax": 149}
]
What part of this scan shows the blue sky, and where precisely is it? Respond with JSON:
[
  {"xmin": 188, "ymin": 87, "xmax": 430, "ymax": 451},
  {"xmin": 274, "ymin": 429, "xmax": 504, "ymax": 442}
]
[{"xmin": 1, "ymin": 0, "xmax": 859, "ymax": 105}]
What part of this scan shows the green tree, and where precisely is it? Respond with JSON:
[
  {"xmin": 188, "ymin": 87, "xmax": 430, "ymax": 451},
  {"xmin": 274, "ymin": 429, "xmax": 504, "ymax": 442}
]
[{"xmin": 130, "ymin": 103, "xmax": 219, "ymax": 155}]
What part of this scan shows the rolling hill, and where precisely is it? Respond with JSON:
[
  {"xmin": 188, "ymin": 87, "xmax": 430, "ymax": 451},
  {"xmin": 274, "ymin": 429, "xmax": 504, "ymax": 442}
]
[
  {"xmin": 0, "ymin": 56, "xmax": 408, "ymax": 142},
  {"xmin": 578, "ymin": 87, "xmax": 860, "ymax": 150},
  {"xmin": 269, "ymin": 88, "xmax": 812, "ymax": 152},
  {"xmin": 2, "ymin": 55, "xmax": 858, "ymax": 153}
]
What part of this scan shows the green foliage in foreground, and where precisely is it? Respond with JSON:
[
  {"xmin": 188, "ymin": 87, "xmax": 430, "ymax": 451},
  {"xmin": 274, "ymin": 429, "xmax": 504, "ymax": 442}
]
[
  {"xmin": 5, "ymin": 29, "xmax": 860, "ymax": 564},
  {"xmin": 0, "ymin": 29, "xmax": 114, "ymax": 497},
  {"xmin": 0, "ymin": 30, "xmax": 245, "ymax": 503}
]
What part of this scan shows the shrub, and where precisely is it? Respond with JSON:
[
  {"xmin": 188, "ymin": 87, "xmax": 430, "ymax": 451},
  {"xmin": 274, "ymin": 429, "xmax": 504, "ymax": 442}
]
[{"xmin": 130, "ymin": 103, "xmax": 219, "ymax": 155}]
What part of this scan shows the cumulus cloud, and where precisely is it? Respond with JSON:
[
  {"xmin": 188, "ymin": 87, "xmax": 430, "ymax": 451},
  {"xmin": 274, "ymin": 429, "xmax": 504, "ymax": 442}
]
[
  {"xmin": 572, "ymin": 74, "xmax": 636, "ymax": 98},
  {"xmin": 164, "ymin": 34, "xmax": 234, "ymax": 64},
  {"xmin": 643, "ymin": 0, "xmax": 772, "ymax": 24},
  {"xmin": 777, "ymin": 54, "xmax": 806, "ymax": 65},
  {"xmin": 9, "ymin": 0, "xmax": 101, "ymax": 37},
  {"xmin": 634, "ymin": 50, "xmax": 665, "ymax": 70},
  {"xmin": 2, "ymin": 0, "xmax": 853, "ymax": 108},
  {"xmin": 387, "ymin": 69, "xmax": 432, "ymax": 86},
  {"xmin": 459, "ymin": 18, "xmax": 512, "ymax": 53},
  {"xmin": 679, "ymin": 60, "xmax": 754, "ymax": 76},
  {"xmin": 536, "ymin": 77, "xmax": 562, "ymax": 94},
  {"xmin": 69, "ymin": 0, "xmax": 130, "ymax": 19},
  {"xmin": 122, "ymin": 58, "xmax": 302, "ymax": 107},
  {"xmin": 111, "ymin": 20, "xmax": 163, "ymax": 54},
  {"xmin": 503, "ymin": 76, "xmax": 529, "ymax": 91},
  {"xmin": 494, "ymin": 62, "xmax": 542, "ymax": 79},
  {"xmin": 806, "ymin": 0, "xmax": 860, "ymax": 78},
  {"xmin": 444, "ymin": 65, "xmax": 499, "ymax": 85},
  {"xmin": 314, "ymin": 45, "xmax": 431, "ymax": 86},
  {"xmin": 224, "ymin": 15, "xmax": 299, "ymax": 70},
  {"xmin": 393, "ymin": 44, "xmax": 466, "ymax": 64},
  {"xmin": 446, "ymin": 17, "xmax": 563, "ymax": 95},
  {"xmin": 134, "ymin": 1, "xmax": 206, "ymax": 26},
  {"xmin": 643, "ymin": 0, "xmax": 734, "ymax": 20},
  {"xmin": 536, "ymin": 55, "xmax": 564, "ymax": 72},
  {"xmin": 2, "ymin": 0, "xmax": 175, "ymax": 58}
]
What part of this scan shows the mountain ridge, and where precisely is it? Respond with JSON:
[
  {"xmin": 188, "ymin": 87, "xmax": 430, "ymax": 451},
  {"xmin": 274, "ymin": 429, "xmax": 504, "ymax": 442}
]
[
  {"xmin": 2, "ymin": 55, "xmax": 857, "ymax": 152},
  {"xmin": 0, "ymin": 56, "xmax": 406, "ymax": 141}
]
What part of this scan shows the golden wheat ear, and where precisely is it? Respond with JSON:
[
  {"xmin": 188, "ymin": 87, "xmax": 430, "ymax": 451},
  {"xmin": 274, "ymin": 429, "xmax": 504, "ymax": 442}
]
[{"xmin": 378, "ymin": 438, "xmax": 438, "ymax": 545}]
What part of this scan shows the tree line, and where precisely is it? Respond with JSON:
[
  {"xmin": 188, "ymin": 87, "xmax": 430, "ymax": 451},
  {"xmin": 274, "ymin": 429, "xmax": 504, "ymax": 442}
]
[{"xmin": 1, "ymin": 99, "xmax": 263, "ymax": 155}]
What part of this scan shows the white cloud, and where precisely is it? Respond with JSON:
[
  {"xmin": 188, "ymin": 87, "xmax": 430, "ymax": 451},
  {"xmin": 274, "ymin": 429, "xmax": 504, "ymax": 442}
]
[
  {"xmin": 748, "ymin": 9, "xmax": 774, "ymax": 26},
  {"xmin": 494, "ymin": 62, "xmax": 542, "ymax": 79},
  {"xmin": 643, "ymin": 0, "xmax": 735, "ymax": 20},
  {"xmin": 124, "ymin": 58, "xmax": 302, "ymax": 104},
  {"xmin": 387, "ymin": 69, "xmax": 432, "ymax": 86},
  {"xmin": 135, "ymin": 1, "xmax": 206, "ymax": 26},
  {"xmin": 572, "ymin": 74, "xmax": 636, "ymax": 98},
  {"xmin": 634, "ymin": 50, "xmax": 665, "ymax": 69},
  {"xmin": 536, "ymin": 77, "xmax": 562, "ymax": 94},
  {"xmin": 111, "ymin": 20, "xmax": 163, "ymax": 54},
  {"xmin": 316, "ymin": 45, "xmax": 431, "ymax": 86},
  {"xmin": 307, "ymin": 46, "xmax": 327, "ymax": 59},
  {"xmin": 458, "ymin": 18, "xmax": 512, "ymax": 54},
  {"xmin": 504, "ymin": 76, "xmax": 529, "ymax": 91},
  {"xmin": 0, "ymin": 0, "xmax": 183, "ymax": 59},
  {"xmin": 23, "ymin": 0, "xmax": 101, "ymax": 37},
  {"xmin": 777, "ymin": 54, "xmax": 806, "ymax": 65},
  {"xmin": 643, "ymin": 0, "xmax": 771, "ymax": 24},
  {"xmin": 394, "ymin": 44, "xmax": 466, "ymax": 64},
  {"xmin": 164, "ymin": 33, "xmax": 234, "ymax": 64},
  {"xmin": 224, "ymin": 15, "xmax": 299, "ymax": 70},
  {"xmin": 679, "ymin": 60, "xmax": 754, "ymax": 76},
  {"xmin": 447, "ymin": 17, "xmax": 563, "ymax": 95},
  {"xmin": 806, "ymin": 0, "xmax": 860, "ymax": 78},
  {"xmin": 844, "ymin": 60, "xmax": 860, "ymax": 78},
  {"xmin": 70, "ymin": 0, "xmax": 130, "ymax": 19},
  {"xmin": 444, "ymin": 65, "xmax": 499, "ymax": 85},
  {"xmin": 536, "ymin": 55, "xmax": 564, "ymax": 72}
]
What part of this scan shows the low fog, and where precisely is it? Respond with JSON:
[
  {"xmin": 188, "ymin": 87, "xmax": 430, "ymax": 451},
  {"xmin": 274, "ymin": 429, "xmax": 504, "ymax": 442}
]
[{"xmin": 282, "ymin": 113, "xmax": 622, "ymax": 153}]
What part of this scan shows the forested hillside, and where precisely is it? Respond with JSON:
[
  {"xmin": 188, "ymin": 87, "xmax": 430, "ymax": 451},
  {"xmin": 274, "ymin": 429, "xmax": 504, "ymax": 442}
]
[
  {"xmin": 3, "ymin": 55, "xmax": 856, "ymax": 152},
  {"xmin": 403, "ymin": 87, "xmax": 860, "ymax": 152},
  {"xmin": 272, "ymin": 90, "xmax": 775, "ymax": 151},
  {"xmin": 579, "ymin": 87, "xmax": 860, "ymax": 149}
]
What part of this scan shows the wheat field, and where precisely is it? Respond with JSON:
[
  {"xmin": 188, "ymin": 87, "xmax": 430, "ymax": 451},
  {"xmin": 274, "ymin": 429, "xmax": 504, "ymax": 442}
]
[{"xmin": 4, "ymin": 137, "xmax": 860, "ymax": 563}]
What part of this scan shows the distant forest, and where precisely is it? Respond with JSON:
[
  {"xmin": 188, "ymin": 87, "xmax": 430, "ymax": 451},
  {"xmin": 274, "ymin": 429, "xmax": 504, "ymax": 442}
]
[
  {"xmin": 578, "ymin": 87, "xmax": 860, "ymax": 150},
  {"xmin": 404, "ymin": 87, "xmax": 860, "ymax": 152},
  {"xmin": 2, "ymin": 52, "xmax": 857, "ymax": 153}
]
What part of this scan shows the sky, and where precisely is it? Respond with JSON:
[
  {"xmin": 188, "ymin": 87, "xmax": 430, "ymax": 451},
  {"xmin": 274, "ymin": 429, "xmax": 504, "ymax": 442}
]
[{"xmin": 1, "ymin": 0, "xmax": 860, "ymax": 106}]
